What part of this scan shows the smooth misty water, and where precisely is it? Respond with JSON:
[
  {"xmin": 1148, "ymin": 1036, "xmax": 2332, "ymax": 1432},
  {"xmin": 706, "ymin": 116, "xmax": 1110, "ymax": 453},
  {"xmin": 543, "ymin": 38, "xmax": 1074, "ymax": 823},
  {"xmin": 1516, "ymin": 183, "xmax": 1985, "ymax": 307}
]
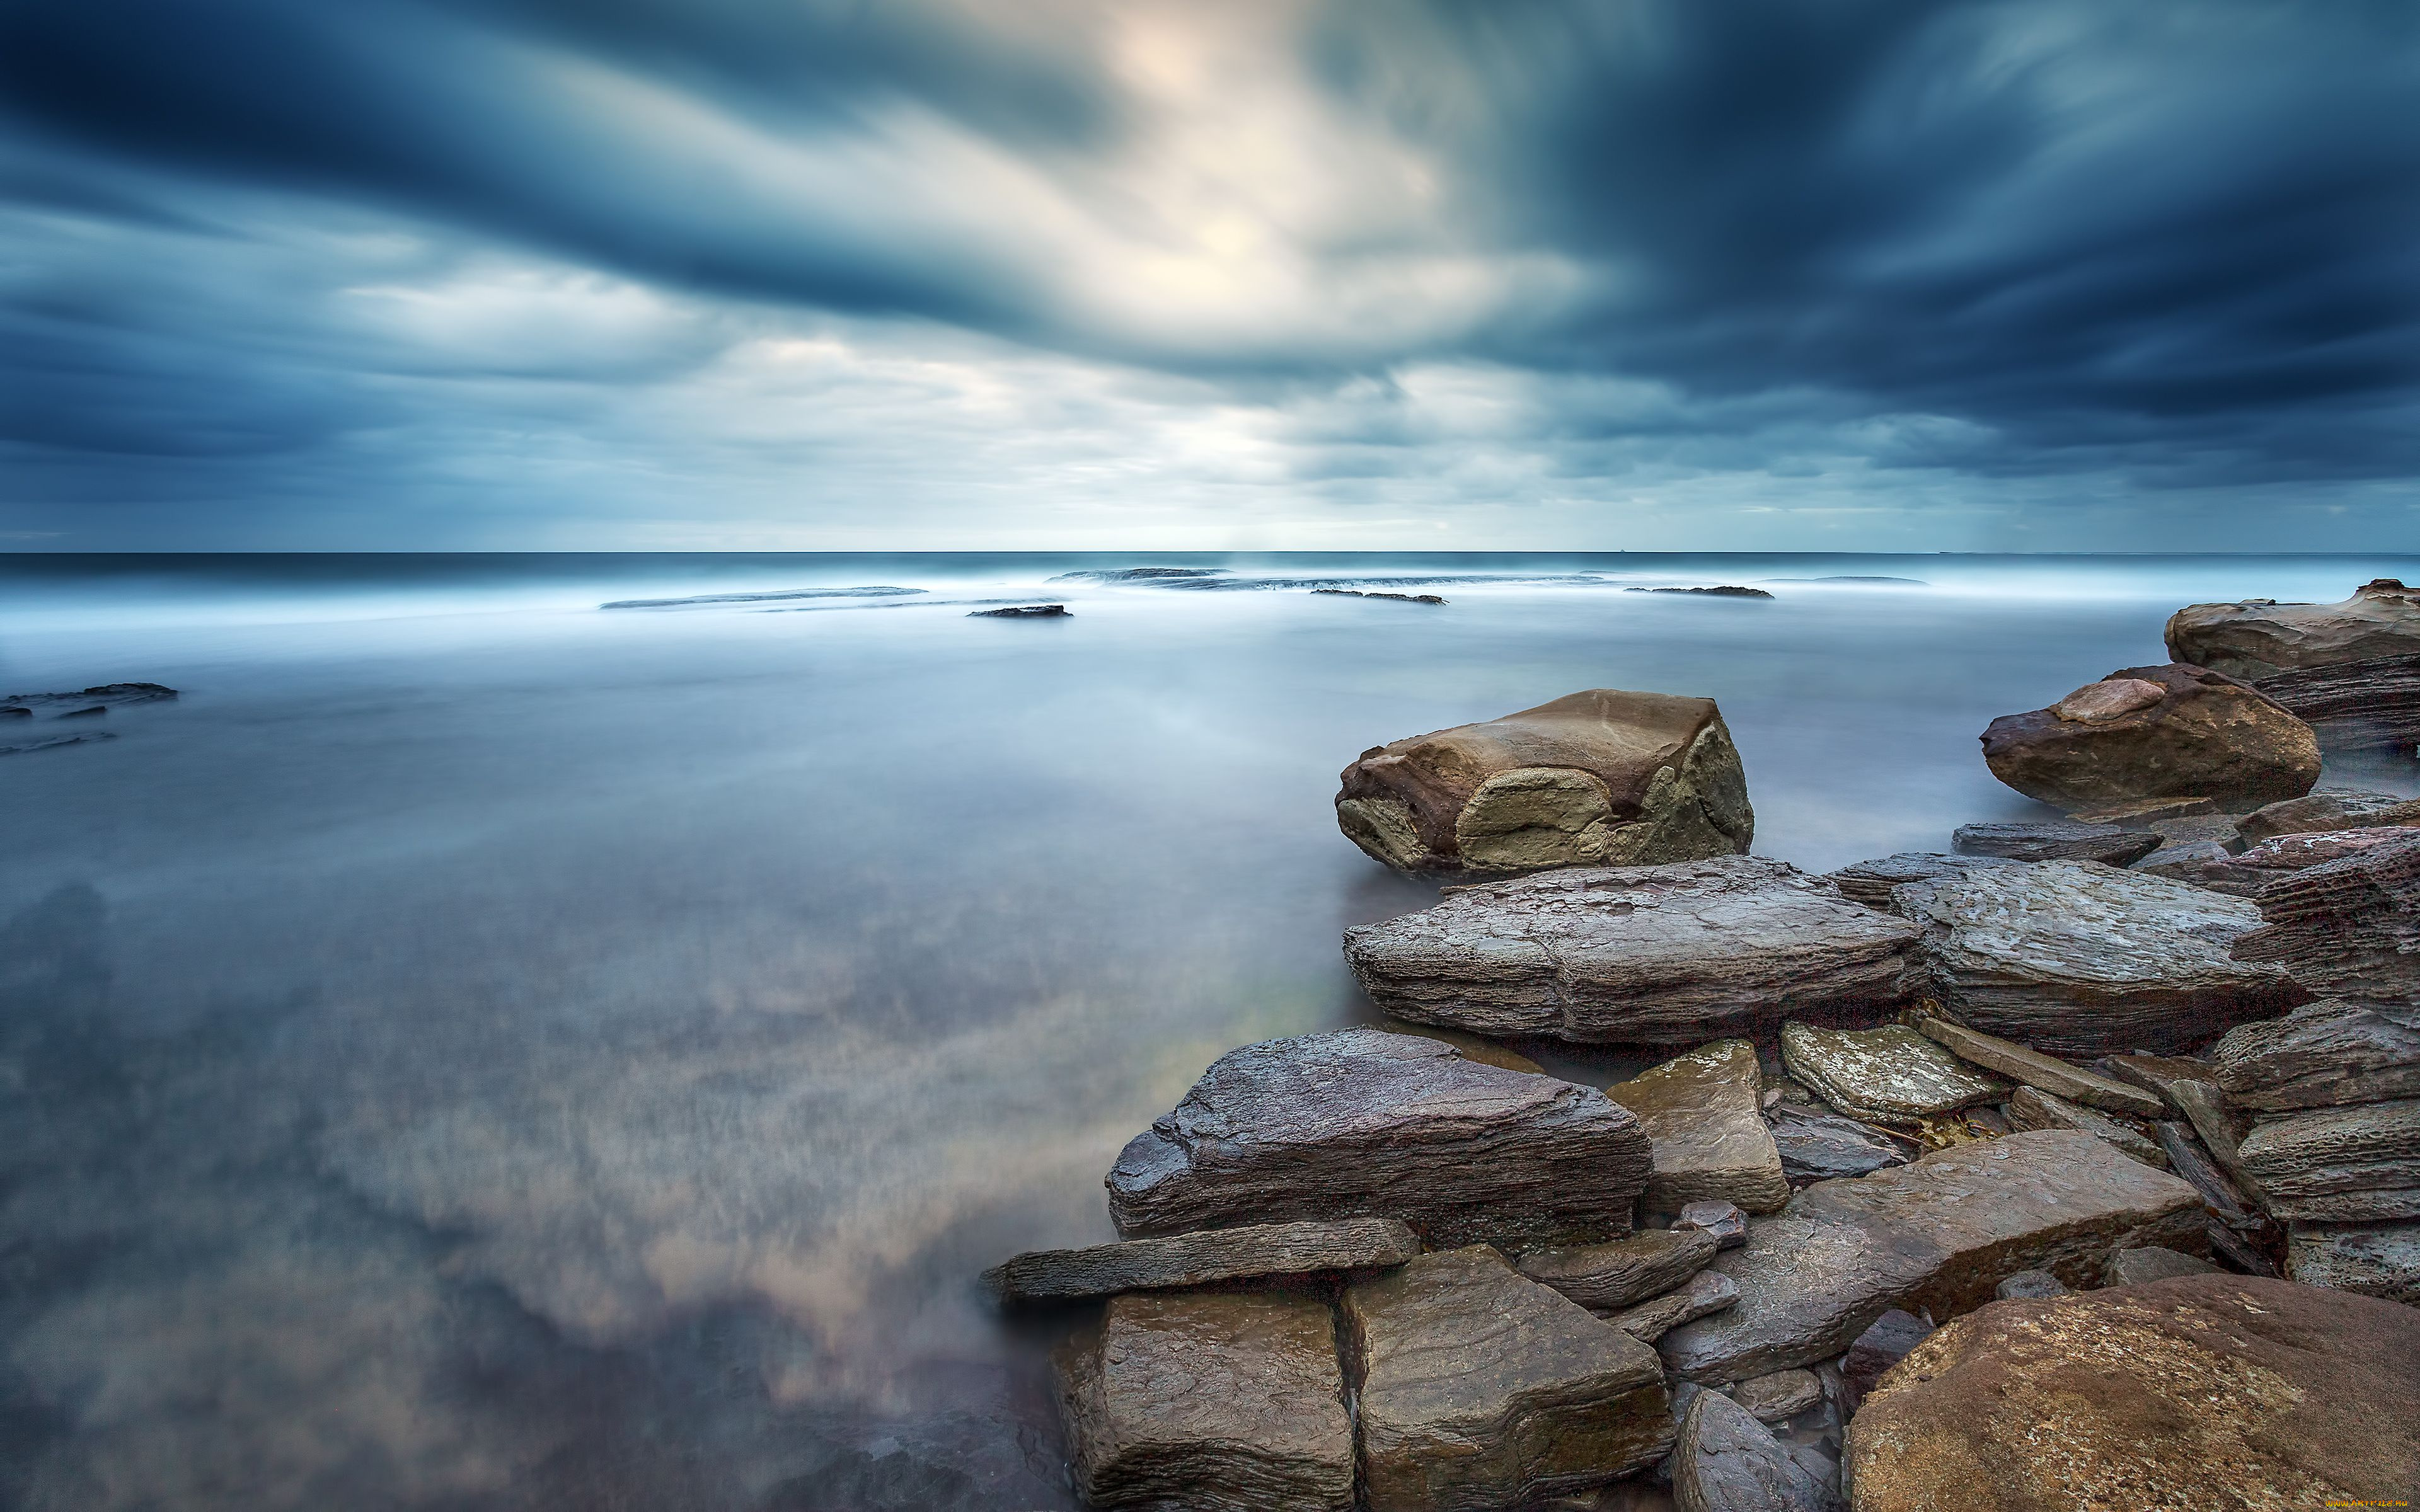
[{"xmin": 1, "ymin": 552, "xmax": 2414, "ymax": 1511}]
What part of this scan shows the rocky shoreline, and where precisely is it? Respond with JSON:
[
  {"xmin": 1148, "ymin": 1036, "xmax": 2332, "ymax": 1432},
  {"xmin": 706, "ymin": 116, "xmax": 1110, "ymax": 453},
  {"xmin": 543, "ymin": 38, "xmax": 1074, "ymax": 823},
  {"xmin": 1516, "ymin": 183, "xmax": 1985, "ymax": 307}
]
[{"xmin": 986, "ymin": 579, "xmax": 2420, "ymax": 1510}]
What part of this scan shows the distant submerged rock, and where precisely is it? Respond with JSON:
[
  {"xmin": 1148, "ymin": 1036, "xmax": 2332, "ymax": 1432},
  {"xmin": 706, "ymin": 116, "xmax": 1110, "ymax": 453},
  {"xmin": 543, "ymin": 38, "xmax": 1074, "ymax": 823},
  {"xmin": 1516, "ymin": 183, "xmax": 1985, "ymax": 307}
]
[{"xmin": 967, "ymin": 604, "xmax": 1069, "ymax": 618}]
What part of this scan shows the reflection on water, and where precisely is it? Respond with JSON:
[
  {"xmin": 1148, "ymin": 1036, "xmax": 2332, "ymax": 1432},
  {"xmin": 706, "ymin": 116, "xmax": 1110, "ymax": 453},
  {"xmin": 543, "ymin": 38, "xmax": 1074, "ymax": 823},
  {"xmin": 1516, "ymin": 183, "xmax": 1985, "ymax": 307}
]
[{"xmin": 1, "ymin": 553, "xmax": 2414, "ymax": 1509}]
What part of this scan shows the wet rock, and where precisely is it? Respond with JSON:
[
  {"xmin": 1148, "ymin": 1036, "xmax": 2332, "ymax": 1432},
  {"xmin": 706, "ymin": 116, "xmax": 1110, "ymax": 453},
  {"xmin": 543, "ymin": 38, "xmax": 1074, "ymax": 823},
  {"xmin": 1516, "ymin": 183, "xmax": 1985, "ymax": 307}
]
[
  {"xmin": 1949, "ymin": 821, "xmax": 2158, "ymax": 866},
  {"xmin": 1894, "ymin": 861, "xmax": 2307, "ymax": 1057},
  {"xmin": 2213, "ymin": 999, "xmax": 2420, "ymax": 1111},
  {"xmin": 1765, "ymin": 1104, "xmax": 1908, "ymax": 1182},
  {"xmin": 1727, "ymin": 1368, "xmax": 1821, "ymax": 1424},
  {"xmin": 1657, "ymin": 1131, "xmax": 2204, "ymax": 1384},
  {"xmin": 2204, "ymin": 1217, "xmax": 2281, "ymax": 1278},
  {"xmin": 2254, "ymin": 652, "xmax": 2420, "ymax": 753},
  {"xmin": 1838, "ymin": 1309, "xmax": 1933, "ymax": 1412},
  {"xmin": 984, "ymin": 1215, "xmax": 1420, "ymax": 1303},
  {"xmin": 2162, "ymin": 1077, "xmax": 2264, "ymax": 1201},
  {"xmin": 2104, "ymin": 1245, "xmax": 2221, "ymax": 1286},
  {"xmin": 2237, "ymin": 1098, "xmax": 2420, "ymax": 1222},
  {"xmin": 1777, "ymin": 1022, "xmax": 2003, "ymax": 1128},
  {"xmin": 1518, "ymin": 1228, "xmax": 1718, "ymax": 1312},
  {"xmin": 2286, "ymin": 1218, "xmax": 2420, "ymax": 1303},
  {"xmin": 1820, "ymin": 852, "xmax": 2015, "ymax": 909},
  {"xmin": 1671, "ymin": 1389, "xmax": 1843, "ymax": 1512},
  {"xmin": 1911, "ymin": 1016, "xmax": 2164, "ymax": 1116},
  {"xmin": 1344, "ymin": 857, "xmax": 1918, "ymax": 1045},
  {"xmin": 1841, "ymin": 1274, "xmax": 2420, "ymax": 1511},
  {"xmin": 2236, "ymin": 787, "xmax": 2420, "ymax": 844},
  {"xmin": 966, "ymin": 604, "xmax": 1069, "ymax": 617},
  {"xmin": 1609, "ymin": 1041, "xmax": 1790, "ymax": 1215},
  {"xmin": 1335, "ymin": 689, "xmax": 1754, "ymax": 878},
  {"xmin": 2151, "ymin": 1121, "xmax": 2263, "ymax": 1227},
  {"xmin": 2128, "ymin": 837, "xmax": 2261, "ymax": 894},
  {"xmin": 1673, "ymin": 1201, "xmax": 1749, "ymax": 1249},
  {"xmin": 2167, "ymin": 578, "xmax": 2420, "ymax": 679},
  {"xmin": 56, "ymin": 704, "xmax": 106, "ymax": 718},
  {"xmin": 1978, "ymin": 663, "xmax": 2320, "ymax": 810},
  {"xmin": 1991, "ymin": 1269, "xmax": 2068, "ymax": 1301},
  {"xmin": 1056, "ymin": 1290, "xmax": 1355, "ymax": 1512},
  {"xmin": 2099, "ymin": 1051, "xmax": 2223, "ymax": 1113},
  {"xmin": 1609, "ymin": 1269, "xmax": 1739, "ymax": 1342},
  {"xmin": 2230, "ymin": 829, "xmax": 2420, "ymax": 1002},
  {"xmin": 2003, "ymin": 1085, "xmax": 2167, "ymax": 1169},
  {"xmin": 2066, "ymin": 795, "xmax": 2221, "ymax": 825},
  {"xmin": 1344, "ymin": 1246, "xmax": 1674, "ymax": 1511},
  {"xmin": 1107, "ymin": 1029, "xmax": 1651, "ymax": 1248}
]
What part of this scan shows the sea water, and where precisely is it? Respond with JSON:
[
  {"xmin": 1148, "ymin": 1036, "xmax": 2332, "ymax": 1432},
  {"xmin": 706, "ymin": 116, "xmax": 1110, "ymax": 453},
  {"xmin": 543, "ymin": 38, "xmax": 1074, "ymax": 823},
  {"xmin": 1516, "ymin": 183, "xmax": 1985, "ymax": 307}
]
[{"xmin": 1, "ymin": 552, "xmax": 2412, "ymax": 1510}]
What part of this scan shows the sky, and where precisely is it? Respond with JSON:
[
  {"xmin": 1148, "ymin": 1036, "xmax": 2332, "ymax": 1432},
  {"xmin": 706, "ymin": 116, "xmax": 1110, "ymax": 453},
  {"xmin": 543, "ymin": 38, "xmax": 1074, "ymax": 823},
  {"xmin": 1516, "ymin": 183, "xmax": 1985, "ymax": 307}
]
[{"xmin": 0, "ymin": 0, "xmax": 2415, "ymax": 552}]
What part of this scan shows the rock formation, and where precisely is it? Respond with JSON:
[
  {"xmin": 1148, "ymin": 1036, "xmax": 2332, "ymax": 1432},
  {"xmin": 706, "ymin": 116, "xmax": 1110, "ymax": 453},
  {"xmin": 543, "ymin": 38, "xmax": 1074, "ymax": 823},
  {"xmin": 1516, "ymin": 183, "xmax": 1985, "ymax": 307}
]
[
  {"xmin": 1949, "ymin": 821, "xmax": 2159, "ymax": 865},
  {"xmin": 1105, "ymin": 1029, "xmax": 1651, "ymax": 1247},
  {"xmin": 1607, "ymin": 1040, "xmax": 1790, "ymax": 1214},
  {"xmin": 1344, "ymin": 857, "xmax": 1918, "ymax": 1045},
  {"xmin": 1607, "ymin": 1268, "xmax": 1739, "ymax": 1342},
  {"xmin": 2167, "ymin": 578, "xmax": 2420, "ymax": 678},
  {"xmin": 1658, "ymin": 1131, "xmax": 2203, "ymax": 1384},
  {"xmin": 2213, "ymin": 999, "xmax": 2420, "ymax": 1111},
  {"xmin": 1670, "ymin": 1387, "xmax": 1843, "ymax": 1512},
  {"xmin": 984, "ymin": 1216, "xmax": 1420, "ymax": 1303},
  {"xmin": 1912, "ymin": 1016, "xmax": 2164, "ymax": 1115},
  {"xmin": 1894, "ymin": 861, "xmax": 2306, "ymax": 1056},
  {"xmin": 2236, "ymin": 1098, "xmax": 2420, "ymax": 1223},
  {"xmin": 1056, "ymin": 1290, "xmax": 1356, "ymax": 1512},
  {"xmin": 1334, "ymin": 689, "xmax": 1753, "ymax": 876},
  {"xmin": 1977, "ymin": 663, "xmax": 2320, "ymax": 810},
  {"xmin": 2003, "ymin": 1085, "xmax": 2167, "ymax": 1168},
  {"xmin": 1765, "ymin": 1103, "xmax": 1909, "ymax": 1181},
  {"xmin": 2231, "ymin": 828, "xmax": 2420, "ymax": 1004},
  {"xmin": 1343, "ymin": 1246, "xmax": 1674, "ymax": 1511},
  {"xmin": 2235, "ymin": 786, "xmax": 2420, "ymax": 844},
  {"xmin": 1841, "ymin": 1275, "xmax": 2420, "ymax": 1512},
  {"xmin": 1516, "ymin": 1228, "xmax": 1717, "ymax": 1312},
  {"xmin": 2286, "ymin": 1220, "xmax": 2420, "ymax": 1304},
  {"xmin": 1777, "ymin": 1022, "xmax": 2004, "ymax": 1126},
  {"xmin": 1821, "ymin": 851, "xmax": 2015, "ymax": 908}
]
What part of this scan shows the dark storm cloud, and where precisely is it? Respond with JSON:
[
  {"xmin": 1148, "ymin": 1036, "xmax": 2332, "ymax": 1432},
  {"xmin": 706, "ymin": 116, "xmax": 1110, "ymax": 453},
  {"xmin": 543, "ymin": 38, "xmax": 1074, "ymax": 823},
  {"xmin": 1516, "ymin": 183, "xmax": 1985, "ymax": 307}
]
[{"xmin": 0, "ymin": 0, "xmax": 2414, "ymax": 542}]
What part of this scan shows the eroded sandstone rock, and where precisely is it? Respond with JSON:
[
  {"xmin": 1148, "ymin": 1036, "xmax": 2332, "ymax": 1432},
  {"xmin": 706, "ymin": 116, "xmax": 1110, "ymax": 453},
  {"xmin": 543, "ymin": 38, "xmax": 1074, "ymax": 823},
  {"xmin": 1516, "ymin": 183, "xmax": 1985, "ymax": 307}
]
[
  {"xmin": 986, "ymin": 1216, "xmax": 1420, "ymax": 1303},
  {"xmin": 1895, "ymin": 861, "xmax": 2307, "ymax": 1056},
  {"xmin": 1841, "ymin": 1274, "xmax": 2420, "ymax": 1511},
  {"xmin": 1335, "ymin": 689, "xmax": 1754, "ymax": 877},
  {"xmin": 1608, "ymin": 1040, "xmax": 1790, "ymax": 1215},
  {"xmin": 1978, "ymin": 663, "xmax": 2320, "ymax": 810},
  {"xmin": 2254, "ymin": 653, "xmax": 2420, "ymax": 753},
  {"xmin": 1608, "ymin": 1268, "xmax": 1739, "ymax": 1342},
  {"xmin": 1992, "ymin": 1269, "xmax": 2068, "ymax": 1300},
  {"xmin": 1671, "ymin": 1389, "xmax": 1843, "ymax": 1512},
  {"xmin": 1658, "ymin": 1131, "xmax": 2204, "ymax": 1383},
  {"xmin": 2230, "ymin": 830, "xmax": 2420, "ymax": 1002},
  {"xmin": 1821, "ymin": 851, "xmax": 2016, "ymax": 908},
  {"xmin": 1344, "ymin": 1246, "xmax": 1674, "ymax": 1511},
  {"xmin": 1673, "ymin": 1200, "xmax": 1750, "ymax": 1249},
  {"xmin": 2236, "ymin": 787, "xmax": 2420, "ymax": 844},
  {"xmin": 1517, "ymin": 1227, "xmax": 1717, "ymax": 1312},
  {"xmin": 2003, "ymin": 1085, "xmax": 2167, "ymax": 1169},
  {"xmin": 2286, "ymin": 1218, "xmax": 2420, "ymax": 1304},
  {"xmin": 1950, "ymin": 821, "xmax": 2158, "ymax": 866},
  {"xmin": 1344, "ymin": 857, "xmax": 1918, "ymax": 1045},
  {"xmin": 1106, "ymin": 1029, "xmax": 1651, "ymax": 1247},
  {"xmin": 2237, "ymin": 1098, "xmax": 2420, "ymax": 1223},
  {"xmin": 1056, "ymin": 1290, "xmax": 1355, "ymax": 1512},
  {"xmin": 2213, "ymin": 999, "xmax": 2420, "ymax": 1111},
  {"xmin": 2167, "ymin": 578, "xmax": 2420, "ymax": 679},
  {"xmin": 1778, "ymin": 1022, "xmax": 2003, "ymax": 1128},
  {"xmin": 1913, "ymin": 1016, "xmax": 2164, "ymax": 1116}
]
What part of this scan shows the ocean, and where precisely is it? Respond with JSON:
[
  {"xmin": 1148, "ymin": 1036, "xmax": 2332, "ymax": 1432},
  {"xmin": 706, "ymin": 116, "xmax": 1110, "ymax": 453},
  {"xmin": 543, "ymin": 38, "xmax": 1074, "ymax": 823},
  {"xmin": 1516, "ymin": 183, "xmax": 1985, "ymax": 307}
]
[{"xmin": 1, "ymin": 551, "xmax": 2412, "ymax": 1509}]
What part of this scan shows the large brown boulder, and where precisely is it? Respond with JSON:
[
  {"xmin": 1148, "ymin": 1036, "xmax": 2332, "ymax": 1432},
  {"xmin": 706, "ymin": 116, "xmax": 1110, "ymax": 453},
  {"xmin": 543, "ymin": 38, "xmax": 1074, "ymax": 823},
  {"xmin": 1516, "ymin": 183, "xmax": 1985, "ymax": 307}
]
[
  {"xmin": 1841, "ymin": 1274, "xmax": 2420, "ymax": 1512},
  {"xmin": 1056, "ymin": 1290, "xmax": 1356, "ymax": 1511},
  {"xmin": 1343, "ymin": 856, "xmax": 1920, "ymax": 1046},
  {"xmin": 1978, "ymin": 663, "xmax": 2319, "ymax": 810},
  {"xmin": 1335, "ymin": 689, "xmax": 1753, "ymax": 877},
  {"xmin": 1657, "ymin": 1131, "xmax": 2205, "ymax": 1384},
  {"xmin": 1105, "ymin": 1029, "xmax": 1651, "ymax": 1248},
  {"xmin": 2167, "ymin": 578, "xmax": 2420, "ymax": 679}
]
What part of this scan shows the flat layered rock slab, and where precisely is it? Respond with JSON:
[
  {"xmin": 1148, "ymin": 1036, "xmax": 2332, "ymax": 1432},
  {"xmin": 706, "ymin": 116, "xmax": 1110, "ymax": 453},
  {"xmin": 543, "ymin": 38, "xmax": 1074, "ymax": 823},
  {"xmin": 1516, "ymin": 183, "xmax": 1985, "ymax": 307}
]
[
  {"xmin": 2214, "ymin": 999, "xmax": 2420, "ymax": 1111},
  {"xmin": 1608, "ymin": 1040, "xmax": 1789, "ymax": 1214},
  {"xmin": 1335, "ymin": 688, "xmax": 1754, "ymax": 878},
  {"xmin": 1106, "ymin": 1029, "xmax": 1650, "ymax": 1248},
  {"xmin": 1658, "ymin": 1131, "xmax": 2204, "ymax": 1383},
  {"xmin": 1344, "ymin": 1246, "xmax": 1674, "ymax": 1512},
  {"xmin": 1778, "ymin": 1022, "xmax": 2003, "ymax": 1127},
  {"xmin": 1056, "ymin": 1291, "xmax": 1354, "ymax": 1512},
  {"xmin": 1518, "ymin": 1227, "xmax": 1717, "ymax": 1312},
  {"xmin": 1822, "ymin": 851, "xmax": 2016, "ymax": 908},
  {"xmin": 1894, "ymin": 861, "xmax": 2307, "ymax": 1057},
  {"xmin": 1607, "ymin": 1268, "xmax": 1738, "ymax": 1342},
  {"xmin": 2237, "ymin": 1097, "xmax": 2420, "ymax": 1222},
  {"xmin": 1345, "ymin": 857, "xmax": 1918, "ymax": 1046},
  {"xmin": 2230, "ymin": 830, "xmax": 2420, "ymax": 1003},
  {"xmin": 1842, "ymin": 1275, "xmax": 2420, "ymax": 1512},
  {"xmin": 2004, "ymin": 1085, "xmax": 2166, "ymax": 1169},
  {"xmin": 2286, "ymin": 1218, "xmax": 2420, "ymax": 1305},
  {"xmin": 1913, "ymin": 1015, "xmax": 2163, "ymax": 1116},
  {"xmin": 1950, "ymin": 821, "xmax": 2159, "ymax": 866},
  {"xmin": 2235, "ymin": 786, "xmax": 2420, "ymax": 843},
  {"xmin": 1766, "ymin": 1104, "xmax": 1909, "ymax": 1181},
  {"xmin": 985, "ymin": 1216, "xmax": 1420, "ymax": 1303}
]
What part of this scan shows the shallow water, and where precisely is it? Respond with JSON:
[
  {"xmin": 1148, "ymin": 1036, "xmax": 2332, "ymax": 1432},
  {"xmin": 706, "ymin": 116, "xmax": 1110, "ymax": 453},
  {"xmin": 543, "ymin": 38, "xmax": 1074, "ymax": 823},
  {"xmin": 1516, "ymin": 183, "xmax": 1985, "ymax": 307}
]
[{"xmin": 1, "ymin": 551, "xmax": 2412, "ymax": 1510}]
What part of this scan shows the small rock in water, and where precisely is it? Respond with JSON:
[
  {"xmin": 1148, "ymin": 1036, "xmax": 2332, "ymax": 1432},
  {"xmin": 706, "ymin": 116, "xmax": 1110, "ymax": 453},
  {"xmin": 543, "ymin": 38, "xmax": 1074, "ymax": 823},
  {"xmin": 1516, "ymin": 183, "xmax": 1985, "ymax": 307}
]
[
  {"xmin": 1766, "ymin": 1104, "xmax": 1909, "ymax": 1181},
  {"xmin": 1992, "ymin": 1269, "xmax": 2068, "ymax": 1301},
  {"xmin": 1950, "ymin": 820, "xmax": 2159, "ymax": 866},
  {"xmin": 1608, "ymin": 1040, "xmax": 1790, "ymax": 1216},
  {"xmin": 0, "ymin": 682, "xmax": 178, "ymax": 713},
  {"xmin": 966, "ymin": 604, "xmax": 1069, "ymax": 617},
  {"xmin": 1671, "ymin": 1389, "xmax": 1843, "ymax": 1512},
  {"xmin": 1819, "ymin": 851, "xmax": 2016, "ymax": 908},
  {"xmin": 1608, "ymin": 1268, "xmax": 1739, "ymax": 1342},
  {"xmin": 1911, "ymin": 1016, "xmax": 2163, "ymax": 1116},
  {"xmin": 2003, "ymin": 1085, "xmax": 2167, "ymax": 1169},
  {"xmin": 1055, "ymin": 1291, "xmax": 1355, "ymax": 1512},
  {"xmin": 1625, "ymin": 585, "xmax": 1776, "ymax": 598},
  {"xmin": 1728, "ymin": 1367, "xmax": 1823, "ymax": 1424},
  {"xmin": 1345, "ymin": 1246, "xmax": 1675, "ymax": 1511},
  {"xmin": 1518, "ymin": 1227, "xmax": 1718, "ymax": 1312},
  {"xmin": 1672, "ymin": 1200, "xmax": 1749, "ymax": 1249},
  {"xmin": 1310, "ymin": 588, "xmax": 1446, "ymax": 604},
  {"xmin": 1778, "ymin": 1022, "xmax": 2004, "ymax": 1128},
  {"xmin": 2102, "ymin": 1246, "xmax": 2221, "ymax": 1286},
  {"xmin": 982, "ymin": 1215, "xmax": 1420, "ymax": 1303}
]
